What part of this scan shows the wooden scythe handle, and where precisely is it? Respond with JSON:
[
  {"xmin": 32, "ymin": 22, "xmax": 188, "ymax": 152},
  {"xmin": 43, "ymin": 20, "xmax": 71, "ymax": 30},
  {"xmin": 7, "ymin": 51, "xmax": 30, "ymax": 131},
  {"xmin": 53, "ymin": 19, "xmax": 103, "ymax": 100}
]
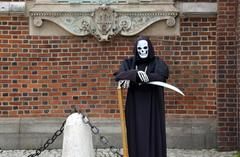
[{"xmin": 117, "ymin": 85, "xmax": 128, "ymax": 157}]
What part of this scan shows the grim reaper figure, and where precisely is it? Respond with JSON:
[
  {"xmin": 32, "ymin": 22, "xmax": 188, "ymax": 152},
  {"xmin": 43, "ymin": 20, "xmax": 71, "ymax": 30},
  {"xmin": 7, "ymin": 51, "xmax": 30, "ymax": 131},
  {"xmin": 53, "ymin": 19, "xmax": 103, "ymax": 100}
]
[{"xmin": 114, "ymin": 36, "xmax": 169, "ymax": 157}]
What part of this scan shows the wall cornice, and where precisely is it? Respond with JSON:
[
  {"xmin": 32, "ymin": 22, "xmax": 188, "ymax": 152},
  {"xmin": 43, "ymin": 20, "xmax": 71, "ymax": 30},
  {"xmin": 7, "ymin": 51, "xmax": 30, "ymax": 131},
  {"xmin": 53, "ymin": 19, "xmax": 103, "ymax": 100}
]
[{"xmin": 29, "ymin": 3, "xmax": 179, "ymax": 41}]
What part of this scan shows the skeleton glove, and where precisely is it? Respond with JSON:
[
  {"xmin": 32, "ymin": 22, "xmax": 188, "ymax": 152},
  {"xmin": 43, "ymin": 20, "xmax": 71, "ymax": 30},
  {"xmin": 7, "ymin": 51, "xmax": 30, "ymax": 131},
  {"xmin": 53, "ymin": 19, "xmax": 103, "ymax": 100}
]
[
  {"xmin": 119, "ymin": 80, "xmax": 130, "ymax": 88},
  {"xmin": 137, "ymin": 71, "xmax": 149, "ymax": 83}
]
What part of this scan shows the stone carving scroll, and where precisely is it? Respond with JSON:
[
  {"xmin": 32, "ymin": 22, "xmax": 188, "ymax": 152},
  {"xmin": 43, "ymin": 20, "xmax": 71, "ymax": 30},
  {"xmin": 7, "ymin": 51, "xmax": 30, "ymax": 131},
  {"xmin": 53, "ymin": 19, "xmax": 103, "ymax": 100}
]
[{"xmin": 30, "ymin": 3, "xmax": 179, "ymax": 41}]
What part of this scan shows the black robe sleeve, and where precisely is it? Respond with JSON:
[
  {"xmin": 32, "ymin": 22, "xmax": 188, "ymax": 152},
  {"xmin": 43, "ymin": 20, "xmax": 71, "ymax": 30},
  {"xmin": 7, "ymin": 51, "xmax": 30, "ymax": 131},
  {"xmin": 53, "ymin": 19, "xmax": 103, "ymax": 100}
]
[
  {"xmin": 148, "ymin": 58, "xmax": 169, "ymax": 82},
  {"xmin": 114, "ymin": 59, "xmax": 138, "ymax": 82}
]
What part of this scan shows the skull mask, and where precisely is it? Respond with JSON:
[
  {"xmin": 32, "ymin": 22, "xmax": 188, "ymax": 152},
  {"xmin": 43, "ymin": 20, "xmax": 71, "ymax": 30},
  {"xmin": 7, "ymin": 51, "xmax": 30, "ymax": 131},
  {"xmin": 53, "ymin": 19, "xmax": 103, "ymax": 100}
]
[{"xmin": 137, "ymin": 40, "xmax": 149, "ymax": 59}]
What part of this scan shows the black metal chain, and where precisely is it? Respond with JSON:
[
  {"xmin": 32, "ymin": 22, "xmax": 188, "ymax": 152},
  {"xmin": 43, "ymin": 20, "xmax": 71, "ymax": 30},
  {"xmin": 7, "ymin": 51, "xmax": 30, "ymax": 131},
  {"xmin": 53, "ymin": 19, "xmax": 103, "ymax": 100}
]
[
  {"xmin": 27, "ymin": 120, "xmax": 66, "ymax": 157},
  {"xmin": 82, "ymin": 114, "xmax": 123, "ymax": 157}
]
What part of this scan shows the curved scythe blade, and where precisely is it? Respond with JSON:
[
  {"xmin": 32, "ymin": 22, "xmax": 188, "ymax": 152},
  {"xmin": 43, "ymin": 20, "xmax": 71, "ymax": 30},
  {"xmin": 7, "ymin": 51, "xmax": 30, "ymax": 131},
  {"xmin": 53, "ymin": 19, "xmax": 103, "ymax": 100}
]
[{"xmin": 148, "ymin": 81, "xmax": 185, "ymax": 96}]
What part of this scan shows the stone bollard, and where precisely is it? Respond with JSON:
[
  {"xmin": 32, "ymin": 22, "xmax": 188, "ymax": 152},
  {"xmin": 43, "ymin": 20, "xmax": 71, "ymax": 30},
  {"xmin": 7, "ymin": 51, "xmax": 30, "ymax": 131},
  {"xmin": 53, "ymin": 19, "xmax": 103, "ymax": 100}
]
[{"xmin": 62, "ymin": 113, "xmax": 95, "ymax": 157}]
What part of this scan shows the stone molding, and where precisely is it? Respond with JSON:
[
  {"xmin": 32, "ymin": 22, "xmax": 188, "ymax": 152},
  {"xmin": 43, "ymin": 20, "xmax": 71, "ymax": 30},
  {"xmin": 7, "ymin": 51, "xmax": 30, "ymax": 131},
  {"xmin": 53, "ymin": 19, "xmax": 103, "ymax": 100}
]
[
  {"xmin": 0, "ymin": 2, "xmax": 218, "ymax": 15},
  {"xmin": 177, "ymin": 2, "xmax": 217, "ymax": 16},
  {"xmin": 29, "ymin": 3, "xmax": 179, "ymax": 41},
  {"xmin": 0, "ymin": 2, "xmax": 25, "ymax": 14},
  {"xmin": 0, "ymin": 117, "xmax": 216, "ymax": 149}
]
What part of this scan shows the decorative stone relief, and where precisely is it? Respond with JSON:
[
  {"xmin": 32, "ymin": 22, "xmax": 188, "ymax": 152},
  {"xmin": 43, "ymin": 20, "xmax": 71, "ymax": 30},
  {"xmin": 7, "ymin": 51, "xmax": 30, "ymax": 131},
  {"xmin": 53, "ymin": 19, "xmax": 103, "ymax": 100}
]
[{"xmin": 29, "ymin": 1, "xmax": 179, "ymax": 41}]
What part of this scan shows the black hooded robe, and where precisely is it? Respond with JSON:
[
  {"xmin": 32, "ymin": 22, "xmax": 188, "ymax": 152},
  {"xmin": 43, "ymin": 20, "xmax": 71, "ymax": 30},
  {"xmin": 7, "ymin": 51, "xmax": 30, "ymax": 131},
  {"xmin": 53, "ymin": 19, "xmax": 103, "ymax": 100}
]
[{"xmin": 114, "ymin": 36, "xmax": 169, "ymax": 157}]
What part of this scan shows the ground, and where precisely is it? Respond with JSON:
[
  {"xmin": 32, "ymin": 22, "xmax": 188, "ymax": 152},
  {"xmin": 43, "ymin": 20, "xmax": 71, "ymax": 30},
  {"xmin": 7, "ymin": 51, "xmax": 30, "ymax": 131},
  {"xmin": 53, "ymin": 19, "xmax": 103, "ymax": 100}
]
[{"xmin": 0, "ymin": 149, "xmax": 236, "ymax": 157}]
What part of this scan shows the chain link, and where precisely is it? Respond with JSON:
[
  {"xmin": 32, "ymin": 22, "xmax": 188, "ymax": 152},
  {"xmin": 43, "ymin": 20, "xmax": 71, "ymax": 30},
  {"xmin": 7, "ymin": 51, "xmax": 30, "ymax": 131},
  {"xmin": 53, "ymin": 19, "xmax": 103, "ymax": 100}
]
[{"xmin": 100, "ymin": 136, "xmax": 109, "ymax": 146}]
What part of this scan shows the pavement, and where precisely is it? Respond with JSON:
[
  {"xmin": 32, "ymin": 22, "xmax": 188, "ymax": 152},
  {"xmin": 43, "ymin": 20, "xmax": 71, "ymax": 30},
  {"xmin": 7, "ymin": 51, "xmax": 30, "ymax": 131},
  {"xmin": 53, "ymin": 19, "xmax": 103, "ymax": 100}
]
[{"xmin": 0, "ymin": 149, "xmax": 237, "ymax": 157}]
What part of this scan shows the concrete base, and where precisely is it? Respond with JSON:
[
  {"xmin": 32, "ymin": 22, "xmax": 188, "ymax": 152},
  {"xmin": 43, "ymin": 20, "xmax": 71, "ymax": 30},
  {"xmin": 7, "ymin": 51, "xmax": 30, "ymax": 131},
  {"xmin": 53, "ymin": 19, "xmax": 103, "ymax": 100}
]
[
  {"xmin": 166, "ymin": 117, "xmax": 216, "ymax": 149},
  {"xmin": 0, "ymin": 117, "xmax": 216, "ymax": 150}
]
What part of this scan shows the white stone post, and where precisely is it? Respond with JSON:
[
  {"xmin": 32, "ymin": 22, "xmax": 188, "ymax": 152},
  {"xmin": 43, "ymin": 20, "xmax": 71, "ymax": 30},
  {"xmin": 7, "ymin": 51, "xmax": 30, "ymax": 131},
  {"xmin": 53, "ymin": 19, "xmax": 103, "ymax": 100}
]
[{"xmin": 62, "ymin": 113, "xmax": 95, "ymax": 157}]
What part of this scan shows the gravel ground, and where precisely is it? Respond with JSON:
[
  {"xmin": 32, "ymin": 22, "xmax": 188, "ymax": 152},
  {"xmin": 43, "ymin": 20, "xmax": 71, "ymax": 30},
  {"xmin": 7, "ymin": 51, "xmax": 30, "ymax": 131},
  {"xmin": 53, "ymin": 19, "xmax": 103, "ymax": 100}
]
[{"xmin": 0, "ymin": 149, "xmax": 237, "ymax": 157}]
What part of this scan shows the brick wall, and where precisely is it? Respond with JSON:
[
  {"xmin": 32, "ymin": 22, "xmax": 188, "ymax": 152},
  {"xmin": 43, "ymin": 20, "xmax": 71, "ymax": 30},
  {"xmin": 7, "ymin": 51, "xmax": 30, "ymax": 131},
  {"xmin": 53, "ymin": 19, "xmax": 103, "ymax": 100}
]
[
  {"xmin": 217, "ymin": 0, "xmax": 238, "ymax": 151},
  {"xmin": 237, "ymin": 0, "xmax": 240, "ymax": 150},
  {"xmin": 165, "ymin": 16, "xmax": 217, "ymax": 118},
  {"xmin": 0, "ymin": 15, "xmax": 218, "ymax": 118}
]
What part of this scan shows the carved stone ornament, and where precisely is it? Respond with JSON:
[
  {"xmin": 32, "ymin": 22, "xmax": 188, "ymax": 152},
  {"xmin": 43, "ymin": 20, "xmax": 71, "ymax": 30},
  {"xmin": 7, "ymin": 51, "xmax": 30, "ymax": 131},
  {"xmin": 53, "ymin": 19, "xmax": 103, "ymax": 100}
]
[{"xmin": 30, "ymin": 2, "xmax": 179, "ymax": 41}]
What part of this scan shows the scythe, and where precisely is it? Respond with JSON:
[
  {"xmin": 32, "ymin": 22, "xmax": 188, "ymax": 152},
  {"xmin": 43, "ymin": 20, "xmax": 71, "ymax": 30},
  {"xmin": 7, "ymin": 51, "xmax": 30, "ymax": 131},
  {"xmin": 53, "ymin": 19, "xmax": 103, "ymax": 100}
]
[{"xmin": 117, "ymin": 82, "xmax": 129, "ymax": 157}]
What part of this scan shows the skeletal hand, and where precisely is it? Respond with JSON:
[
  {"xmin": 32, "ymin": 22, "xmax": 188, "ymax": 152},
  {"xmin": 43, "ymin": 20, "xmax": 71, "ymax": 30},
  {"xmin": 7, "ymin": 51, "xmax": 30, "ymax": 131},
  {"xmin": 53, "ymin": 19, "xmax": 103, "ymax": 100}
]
[
  {"xmin": 119, "ymin": 80, "xmax": 130, "ymax": 88},
  {"xmin": 137, "ymin": 71, "xmax": 149, "ymax": 83}
]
